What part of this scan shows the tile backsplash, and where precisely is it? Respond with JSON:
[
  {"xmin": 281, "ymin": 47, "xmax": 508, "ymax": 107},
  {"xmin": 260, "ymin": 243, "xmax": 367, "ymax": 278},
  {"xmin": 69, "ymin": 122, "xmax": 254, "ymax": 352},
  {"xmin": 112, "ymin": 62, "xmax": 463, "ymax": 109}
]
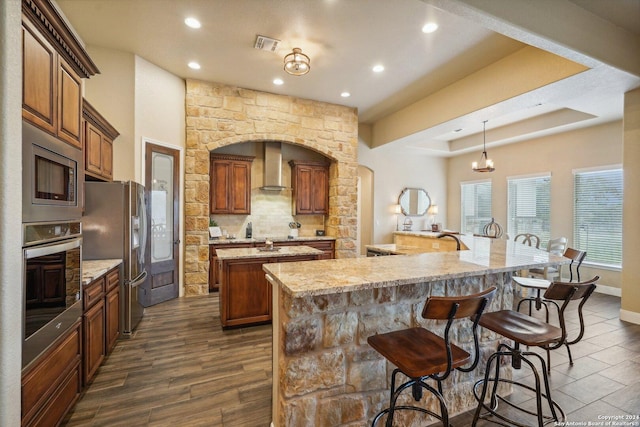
[{"xmin": 211, "ymin": 189, "xmax": 324, "ymax": 238}]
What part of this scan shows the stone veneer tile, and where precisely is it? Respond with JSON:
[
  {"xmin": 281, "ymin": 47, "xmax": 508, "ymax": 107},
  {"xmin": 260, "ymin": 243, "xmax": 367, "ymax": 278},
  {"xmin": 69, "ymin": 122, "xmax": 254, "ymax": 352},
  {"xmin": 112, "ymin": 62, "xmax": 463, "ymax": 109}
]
[
  {"xmin": 185, "ymin": 79, "xmax": 358, "ymax": 294},
  {"xmin": 324, "ymin": 312, "xmax": 357, "ymax": 347},
  {"xmin": 282, "ymin": 349, "xmax": 345, "ymax": 397},
  {"xmin": 284, "ymin": 317, "xmax": 321, "ymax": 356}
]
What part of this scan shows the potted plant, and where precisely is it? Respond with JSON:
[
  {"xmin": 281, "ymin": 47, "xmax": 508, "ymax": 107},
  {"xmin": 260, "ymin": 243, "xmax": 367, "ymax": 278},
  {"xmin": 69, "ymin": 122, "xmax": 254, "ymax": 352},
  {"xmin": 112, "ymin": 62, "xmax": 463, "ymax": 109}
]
[{"xmin": 209, "ymin": 218, "xmax": 222, "ymax": 238}]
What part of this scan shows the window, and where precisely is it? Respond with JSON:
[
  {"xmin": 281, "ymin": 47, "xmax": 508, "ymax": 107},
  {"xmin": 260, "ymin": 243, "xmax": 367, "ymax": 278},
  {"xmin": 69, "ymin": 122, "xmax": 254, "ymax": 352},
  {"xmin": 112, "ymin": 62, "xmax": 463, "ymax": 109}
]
[
  {"xmin": 460, "ymin": 180, "xmax": 492, "ymax": 235},
  {"xmin": 573, "ymin": 167, "xmax": 623, "ymax": 268},
  {"xmin": 507, "ymin": 174, "xmax": 551, "ymax": 245}
]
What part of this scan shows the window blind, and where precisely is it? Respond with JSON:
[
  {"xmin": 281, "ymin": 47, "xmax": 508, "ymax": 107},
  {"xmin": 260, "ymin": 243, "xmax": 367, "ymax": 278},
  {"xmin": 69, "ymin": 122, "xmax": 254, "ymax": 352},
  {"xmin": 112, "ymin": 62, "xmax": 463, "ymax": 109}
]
[
  {"xmin": 573, "ymin": 168, "xmax": 623, "ymax": 267},
  {"xmin": 507, "ymin": 175, "xmax": 551, "ymax": 245},
  {"xmin": 460, "ymin": 181, "xmax": 492, "ymax": 235}
]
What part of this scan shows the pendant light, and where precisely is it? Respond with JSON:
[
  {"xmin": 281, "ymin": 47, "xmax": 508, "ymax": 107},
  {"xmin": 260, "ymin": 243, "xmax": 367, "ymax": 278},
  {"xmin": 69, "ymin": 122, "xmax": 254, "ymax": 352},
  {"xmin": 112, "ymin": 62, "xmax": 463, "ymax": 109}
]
[
  {"xmin": 472, "ymin": 120, "xmax": 495, "ymax": 172},
  {"xmin": 284, "ymin": 48, "xmax": 310, "ymax": 76}
]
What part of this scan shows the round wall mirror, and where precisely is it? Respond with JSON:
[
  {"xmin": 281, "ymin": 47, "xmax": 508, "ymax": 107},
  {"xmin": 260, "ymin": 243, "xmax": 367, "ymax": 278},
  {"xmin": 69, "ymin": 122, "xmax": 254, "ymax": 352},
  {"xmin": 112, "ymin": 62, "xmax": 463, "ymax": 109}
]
[{"xmin": 398, "ymin": 188, "xmax": 431, "ymax": 216}]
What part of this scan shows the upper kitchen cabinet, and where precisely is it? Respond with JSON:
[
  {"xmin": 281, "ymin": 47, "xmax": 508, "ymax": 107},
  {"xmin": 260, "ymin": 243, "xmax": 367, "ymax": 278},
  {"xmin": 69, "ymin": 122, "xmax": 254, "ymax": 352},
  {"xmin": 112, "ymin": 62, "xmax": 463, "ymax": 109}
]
[
  {"xmin": 289, "ymin": 160, "xmax": 329, "ymax": 215},
  {"xmin": 83, "ymin": 99, "xmax": 119, "ymax": 181},
  {"xmin": 21, "ymin": 0, "xmax": 99, "ymax": 149},
  {"xmin": 210, "ymin": 154, "xmax": 254, "ymax": 214}
]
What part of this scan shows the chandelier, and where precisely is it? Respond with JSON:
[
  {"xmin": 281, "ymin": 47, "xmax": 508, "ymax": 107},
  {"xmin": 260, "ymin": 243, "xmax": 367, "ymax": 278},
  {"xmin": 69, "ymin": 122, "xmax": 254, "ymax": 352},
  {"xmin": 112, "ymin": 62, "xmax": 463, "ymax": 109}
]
[
  {"xmin": 284, "ymin": 48, "xmax": 310, "ymax": 76},
  {"xmin": 472, "ymin": 120, "xmax": 495, "ymax": 172}
]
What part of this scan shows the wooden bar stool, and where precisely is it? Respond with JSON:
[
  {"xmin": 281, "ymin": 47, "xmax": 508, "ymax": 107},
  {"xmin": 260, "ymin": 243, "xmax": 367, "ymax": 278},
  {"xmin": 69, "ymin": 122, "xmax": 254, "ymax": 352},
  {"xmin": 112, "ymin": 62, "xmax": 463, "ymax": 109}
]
[
  {"xmin": 472, "ymin": 277, "xmax": 598, "ymax": 426},
  {"xmin": 367, "ymin": 287, "xmax": 496, "ymax": 427}
]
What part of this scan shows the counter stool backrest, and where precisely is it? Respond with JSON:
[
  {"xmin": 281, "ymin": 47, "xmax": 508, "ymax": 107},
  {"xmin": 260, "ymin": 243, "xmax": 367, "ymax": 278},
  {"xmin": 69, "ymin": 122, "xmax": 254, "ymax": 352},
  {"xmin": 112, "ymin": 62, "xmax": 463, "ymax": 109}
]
[
  {"xmin": 562, "ymin": 247, "xmax": 587, "ymax": 282},
  {"xmin": 543, "ymin": 276, "xmax": 598, "ymax": 355}
]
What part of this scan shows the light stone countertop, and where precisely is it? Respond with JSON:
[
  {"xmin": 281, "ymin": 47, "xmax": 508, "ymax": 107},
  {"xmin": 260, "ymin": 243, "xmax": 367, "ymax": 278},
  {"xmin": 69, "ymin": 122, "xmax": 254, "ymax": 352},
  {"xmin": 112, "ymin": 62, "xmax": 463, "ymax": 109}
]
[
  {"xmin": 82, "ymin": 259, "xmax": 122, "ymax": 285},
  {"xmin": 216, "ymin": 245, "xmax": 323, "ymax": 260},
  {"xmin": 264, "ymin": 235, "xmax": 569, "ymax": 298},
  {"xmin": 209, "ymin": 236, "xmax": 335, "ymax": 245}
]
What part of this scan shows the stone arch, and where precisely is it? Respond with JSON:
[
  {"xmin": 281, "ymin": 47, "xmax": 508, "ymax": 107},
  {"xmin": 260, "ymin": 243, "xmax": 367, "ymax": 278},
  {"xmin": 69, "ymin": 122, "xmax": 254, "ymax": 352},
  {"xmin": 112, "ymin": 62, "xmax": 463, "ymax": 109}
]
[{"xmin": 184, "ymin": 79, "xmax": 358, "ymax": 295}]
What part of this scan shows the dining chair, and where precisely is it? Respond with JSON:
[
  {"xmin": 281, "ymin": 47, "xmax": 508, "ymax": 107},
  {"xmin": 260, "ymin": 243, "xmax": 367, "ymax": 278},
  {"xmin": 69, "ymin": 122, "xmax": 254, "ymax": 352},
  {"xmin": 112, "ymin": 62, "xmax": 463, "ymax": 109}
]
[
  {"xmin": 529, "ymin": 237, "xmax": 568, "ymax": 281},
  {"xmin": 514, "ymin": 233, "xmax": 541, "ymax": 248}
]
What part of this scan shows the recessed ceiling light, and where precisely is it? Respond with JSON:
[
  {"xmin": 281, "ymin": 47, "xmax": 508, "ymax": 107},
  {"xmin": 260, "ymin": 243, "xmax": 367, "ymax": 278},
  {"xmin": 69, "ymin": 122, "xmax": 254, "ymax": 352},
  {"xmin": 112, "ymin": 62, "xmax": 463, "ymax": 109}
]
[
  {"xmin": 184, "ymin": 17, "xmax": 201, "ymax": 29},
  {"xmin": 341, "ymin": 92, "xmax": 351, "ymax": 98},
  {"xmin": 188, "ymin": 61, "xmax": 201, "ymax": 70},
  {"xmin": 372, "ymin": 64, "xmax": 384, "ymax": 73},
  {"xmin": 273, "ymin": 78, "xmax": 284, "ymax": 85},
  {"xmin": 422, "ymin": 22, "xmax": 438, "ymax": 33}
]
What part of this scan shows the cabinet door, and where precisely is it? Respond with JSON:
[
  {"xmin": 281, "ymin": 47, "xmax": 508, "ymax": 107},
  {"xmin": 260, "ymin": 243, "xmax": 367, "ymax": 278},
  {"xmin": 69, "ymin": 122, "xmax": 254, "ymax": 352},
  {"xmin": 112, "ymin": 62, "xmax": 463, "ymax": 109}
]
[
  {"xmin": 83, "ymin": 299, "xmax": 105, "ymax": 385},
  {"xmin": 294, "ymin": 165, "xmax": 314, "ymax": 214},
  {"xmin": 105, "ymin": 287, "xmax": 119, "ymax": 354},
  {"xmin": 57, "ymin": 60, "xmax": 83, "ymax": 148},
  {"xmin": 22, "ymin": 20, "xmax": 57, "ymax": 134},
  {"xmin": 85, "ymin": 122, "xmax": 103, "ymax": 176},
  {"xmin": 221, "ymin": 258, "xmax": 272, "ymax": 327},
  {"xmin": 311, "ymin": 166, "xmax": 329, "ymax": 214},
  {"xmin": 230, "ymin": 162, "xmax": 251, "ymax": 213},
  {"xmin": 210, "ymin": 160, "xmax": 231, "ymax": 213},
  {"xmin": 210, "ymin": 243, "xmax": 253, "ymax": 292}
]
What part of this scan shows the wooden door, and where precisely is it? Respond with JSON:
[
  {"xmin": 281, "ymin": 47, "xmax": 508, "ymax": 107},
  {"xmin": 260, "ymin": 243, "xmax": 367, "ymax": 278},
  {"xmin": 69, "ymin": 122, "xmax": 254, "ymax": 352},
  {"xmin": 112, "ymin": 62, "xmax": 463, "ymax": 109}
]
[
  {"xmin": 142, "ymin": 142, "xmax": 180, "ymax": 307},
  {"xmin": 210, "ymin": 160, "xmax": 231, "ymax": 213},
  {"xmin": 230, "ymin": 161, "xmax": 251, "ymax": 213},
  {"xmin": 57, "ymin": 60, "xmax": 82, "ymax": 148},
  {"xmin": 311, "ymin": 166, "xmax": 329, "ymax": 214},
  {"xmin": 85, "ymin": 122, "xmax": 103, "ymax": 175},
  {"xmin": 294, "ymin": 165, "xmax": 313, "ymax": 214}
]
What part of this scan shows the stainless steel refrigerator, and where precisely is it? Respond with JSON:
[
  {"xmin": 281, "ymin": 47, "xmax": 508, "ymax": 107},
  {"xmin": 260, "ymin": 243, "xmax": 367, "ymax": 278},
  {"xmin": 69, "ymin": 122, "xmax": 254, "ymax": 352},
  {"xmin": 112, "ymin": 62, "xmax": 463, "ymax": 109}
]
[{"xmin": 83, "ymin": 181, "xmax": 148, "ymax": 336}]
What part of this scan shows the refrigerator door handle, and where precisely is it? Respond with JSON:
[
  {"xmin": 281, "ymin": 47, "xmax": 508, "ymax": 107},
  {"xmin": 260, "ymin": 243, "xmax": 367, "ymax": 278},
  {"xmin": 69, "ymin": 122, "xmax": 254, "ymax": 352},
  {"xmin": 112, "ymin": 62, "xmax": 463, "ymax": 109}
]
[{"xmin": 128, "ymin": 270, "xmax": 148, "ymax": 288}]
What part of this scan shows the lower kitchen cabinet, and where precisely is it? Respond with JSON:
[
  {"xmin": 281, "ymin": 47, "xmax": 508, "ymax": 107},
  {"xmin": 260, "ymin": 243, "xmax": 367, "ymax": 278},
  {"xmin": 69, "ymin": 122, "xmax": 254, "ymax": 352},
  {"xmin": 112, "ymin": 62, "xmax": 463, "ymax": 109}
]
[
  {"xmin": 82, "ymin": 265, "xmax": 120, "ymax": 386},
  {"xmin": 219, "ymin": 254, "xmax": 318, "ymax": 328},
  {"xmin": 21, "ymin": 320, "xmax": 82, "ymax": 427},
  {"xmin": 209, "ymin": 242, "xmax": 253, "ymax": 292}
]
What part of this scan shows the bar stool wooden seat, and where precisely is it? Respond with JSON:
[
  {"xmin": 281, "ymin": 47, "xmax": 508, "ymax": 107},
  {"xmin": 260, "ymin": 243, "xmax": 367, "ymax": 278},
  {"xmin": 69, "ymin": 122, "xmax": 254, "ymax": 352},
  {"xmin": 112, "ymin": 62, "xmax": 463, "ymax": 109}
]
[
  {"xmin": 472, "ymin": 277, "xmax": 598, "ymax": 426},
  {"xmin": 368, "ymin": 287, "xmax": 496, "ymax": 427}
]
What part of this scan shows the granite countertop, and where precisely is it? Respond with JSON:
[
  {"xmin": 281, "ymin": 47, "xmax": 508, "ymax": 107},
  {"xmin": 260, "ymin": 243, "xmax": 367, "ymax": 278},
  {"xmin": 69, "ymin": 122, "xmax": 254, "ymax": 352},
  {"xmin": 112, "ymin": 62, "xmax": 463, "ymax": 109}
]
[
  {"xmin": 82, "ymin": 259, "xmax": 122, "ymax": 285},
  {"xmin": 366, "ymin": 243, "xmax": 426, "ymax": 255},
  {"xmin": 209, "ymin": 236, "xmax": 335, "ymax": 245},
  {"xmin": 264, "ymin": 235, "xmax": 569, "ymax": 298},
  {"xmin": 216, "ymin": 245, "xmax": 323, "ymax": 260},
  {"xmin": 393, "ymin": 230, "xmax": 460, "ymax": 238}
]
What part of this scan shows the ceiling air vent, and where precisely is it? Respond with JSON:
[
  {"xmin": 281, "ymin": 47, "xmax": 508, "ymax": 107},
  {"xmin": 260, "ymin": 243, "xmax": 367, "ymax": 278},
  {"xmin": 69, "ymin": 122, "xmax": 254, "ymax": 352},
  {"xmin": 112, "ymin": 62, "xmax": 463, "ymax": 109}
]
[{"xmin": 254, "ymin": 35, "xmax": 280, "ymax": 52}]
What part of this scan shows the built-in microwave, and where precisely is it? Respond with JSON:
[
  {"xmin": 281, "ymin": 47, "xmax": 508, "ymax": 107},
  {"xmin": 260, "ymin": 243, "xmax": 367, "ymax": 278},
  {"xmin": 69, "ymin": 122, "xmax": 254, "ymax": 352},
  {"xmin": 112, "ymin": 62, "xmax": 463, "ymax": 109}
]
[{"xmin": 22, "ymin": 121, "xmax": 83, "ymax": 223}]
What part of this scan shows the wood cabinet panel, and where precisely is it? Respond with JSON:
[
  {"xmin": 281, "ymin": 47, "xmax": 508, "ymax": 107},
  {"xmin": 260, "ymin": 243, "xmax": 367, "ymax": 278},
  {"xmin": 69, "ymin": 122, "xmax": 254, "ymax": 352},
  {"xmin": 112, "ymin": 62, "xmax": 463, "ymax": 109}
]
[
  {"xmin": 83, "ymin": 298, "xmax": 105, "ymax": 385},
  {"xmin": 22, "ymin": 19, "xmax": 56, "ymax": 134},
  {"xmin": 22, "ymin": 321, "xmax": 81, "ymax": 426},
  {"xmin": 83, "ymin": 99, "xmax": 119, "ymax": 182},
  {"xmin": 57, "ymin": 60, "xmax": 82, "ymax": 148},
  {"xmin": 221, "ymin": 258, "xmax": 272, "ymax": 328},
  {"xmin": 105, "ymin": 287, "xmax": 120, "ymax": 354},
  {"xmin": 83, "ymin": 276, "xmax": 105, "ymax": 311},
  {"xmin": 209, "ymin": 242, "xmax": 253, "ymax": 292},
  {"xmin": 27, "ymin": 364, "xmax": 81, "ymax": 427},
  {"xmin": 289, "ymin": 161, "xmax": 329, "ymax": 215},
  {"xmin": 210, "ymin": 154, "xmax": 254, "ymax": 214}
]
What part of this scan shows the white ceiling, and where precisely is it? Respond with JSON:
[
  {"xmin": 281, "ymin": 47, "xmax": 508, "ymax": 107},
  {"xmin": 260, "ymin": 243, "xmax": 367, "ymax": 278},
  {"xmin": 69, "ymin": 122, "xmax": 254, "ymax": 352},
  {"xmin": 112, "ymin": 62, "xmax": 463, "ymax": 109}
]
[{"xmin": 55, "ymin": 0, "xmax": 640, "ymax": 156}]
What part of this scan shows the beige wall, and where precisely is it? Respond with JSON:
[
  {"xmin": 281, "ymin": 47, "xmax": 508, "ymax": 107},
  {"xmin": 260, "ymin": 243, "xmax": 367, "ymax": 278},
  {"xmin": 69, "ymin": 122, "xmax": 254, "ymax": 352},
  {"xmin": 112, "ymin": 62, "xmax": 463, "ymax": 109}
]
[
  {"xmin": 448, "ymin": 121, "xmax": 623, "ymax": 290},
  {"xmin": 358, "ymin": 139, "xmax": 448, "ymax": 244},
  {"xmin": 85, "ymin": 46, "xmax": 136, "ymax": 182},
  {"xmin": 0, "ymin": 0, "xmax": 23, "ymax": 424},
  {"xmin": 622, "ymin": 88, "xmax": 640, "ymax": 321}
]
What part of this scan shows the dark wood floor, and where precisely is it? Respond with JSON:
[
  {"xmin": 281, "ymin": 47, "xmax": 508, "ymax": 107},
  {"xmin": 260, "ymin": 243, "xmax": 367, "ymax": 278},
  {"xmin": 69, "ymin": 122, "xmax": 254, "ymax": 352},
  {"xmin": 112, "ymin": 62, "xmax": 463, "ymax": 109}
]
[{"xmin": 63, "ymin": 291, "xmax": 640, "ymax": 426}]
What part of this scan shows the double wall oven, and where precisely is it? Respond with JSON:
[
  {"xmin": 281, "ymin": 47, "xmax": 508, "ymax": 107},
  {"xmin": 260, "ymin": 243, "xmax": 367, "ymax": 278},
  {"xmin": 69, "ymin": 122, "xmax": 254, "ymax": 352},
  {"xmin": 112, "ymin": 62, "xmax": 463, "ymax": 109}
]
[{"xmin": 22, "ymin": 121, "xmax": 84, "ymax": 368}]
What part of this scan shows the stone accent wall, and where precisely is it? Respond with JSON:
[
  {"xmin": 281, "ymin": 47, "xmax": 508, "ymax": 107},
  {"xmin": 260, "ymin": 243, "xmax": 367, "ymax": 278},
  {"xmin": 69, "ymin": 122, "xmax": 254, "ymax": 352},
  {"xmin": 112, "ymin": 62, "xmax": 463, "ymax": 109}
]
[
  {"xmin": 274, "ymin": 274, "xmax": 514, "ymax": 427},
  {"xmin": 185, "ymin": 80, "xmax": 359, "ymax": 295}
]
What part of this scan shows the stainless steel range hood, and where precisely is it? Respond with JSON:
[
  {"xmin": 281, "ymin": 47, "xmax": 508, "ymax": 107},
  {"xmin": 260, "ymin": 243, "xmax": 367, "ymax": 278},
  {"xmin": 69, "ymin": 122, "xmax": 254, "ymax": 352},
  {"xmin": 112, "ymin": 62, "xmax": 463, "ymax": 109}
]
[{"xmin": 260, "ymin": 142, "xmax": 287, "ymax": 191}]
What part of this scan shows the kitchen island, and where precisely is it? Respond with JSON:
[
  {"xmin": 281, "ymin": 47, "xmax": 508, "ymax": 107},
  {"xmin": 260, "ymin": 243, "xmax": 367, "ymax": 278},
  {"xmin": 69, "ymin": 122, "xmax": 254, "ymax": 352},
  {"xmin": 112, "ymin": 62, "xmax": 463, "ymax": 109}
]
[
  {"xmin": 216, "ymin": 245, "xmax": 323, "ymax": 328},
  {"xmin": 263, "ymin": 235, "xmax": 568, "ymax": 427}
]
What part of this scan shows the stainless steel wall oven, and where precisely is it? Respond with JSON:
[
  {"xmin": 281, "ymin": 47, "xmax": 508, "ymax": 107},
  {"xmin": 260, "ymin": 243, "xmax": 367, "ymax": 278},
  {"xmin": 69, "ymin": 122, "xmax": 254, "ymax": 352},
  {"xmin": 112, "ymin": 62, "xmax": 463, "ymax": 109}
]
[{"xmin": 22, "ymin": 221, "xmax": 83, "ymax": 369}]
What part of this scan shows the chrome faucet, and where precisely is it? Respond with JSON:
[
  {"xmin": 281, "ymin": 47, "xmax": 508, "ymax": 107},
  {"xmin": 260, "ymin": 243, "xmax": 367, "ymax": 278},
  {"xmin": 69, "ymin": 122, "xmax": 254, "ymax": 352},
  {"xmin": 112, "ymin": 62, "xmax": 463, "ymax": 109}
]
[{"xmin": 437, "ymin": 233, "xmax": 461, "ymax": 251}]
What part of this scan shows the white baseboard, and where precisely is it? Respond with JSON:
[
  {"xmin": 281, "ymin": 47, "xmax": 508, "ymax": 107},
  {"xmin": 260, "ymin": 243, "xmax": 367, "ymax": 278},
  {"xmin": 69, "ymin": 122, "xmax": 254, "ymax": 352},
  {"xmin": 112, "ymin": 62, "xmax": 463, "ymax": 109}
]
[
  {"xmin": 594, "ymin": 283, "xmax": 622, "ymax": 297},
  {"xmin": 620, "ymin": 308, "xmax": 640, "ymax": 325}
]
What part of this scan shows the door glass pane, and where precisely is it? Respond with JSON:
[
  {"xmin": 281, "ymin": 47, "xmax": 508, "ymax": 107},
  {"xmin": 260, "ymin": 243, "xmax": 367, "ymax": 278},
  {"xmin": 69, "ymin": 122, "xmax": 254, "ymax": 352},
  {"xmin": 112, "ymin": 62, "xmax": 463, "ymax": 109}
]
[{"xmin": 151, "ymin": 152, "xmax": 174, "ymax": 263}]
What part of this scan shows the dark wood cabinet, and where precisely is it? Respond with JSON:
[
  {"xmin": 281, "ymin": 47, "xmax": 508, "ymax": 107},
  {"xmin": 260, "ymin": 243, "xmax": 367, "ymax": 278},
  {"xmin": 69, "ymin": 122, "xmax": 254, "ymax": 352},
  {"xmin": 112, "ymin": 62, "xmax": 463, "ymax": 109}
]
[
  {"xmin": 24, "ymin": 253, "xmax": 66, "ymax": 308},
  {"xmin": 82, "ymin": 266, "xmax": 120, "ymax": 386},
  {"xmin": 22, "ymin": 17, "xmax": 83, "ymax": 149},
  {"xmin": 289, "ymin": 160, "xmax": 329, "ymax": 215},
  {"xmin": 219, "ymin": 253, "xmax": 319, "ymax": 328},
  {"xmin": 22, "ymin": 320, "xmax": 82, "ymax": 427},
  {"xmin": 210, "ymin": 154, "xmax": 254, "ymax": 214},
  {"xmin": 209, "ymin": 242, "xmax": 253, "ymax": 292},
  {"xmin": 83, "ymin": 99, "xmax": 119, "ymax": 182}
]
